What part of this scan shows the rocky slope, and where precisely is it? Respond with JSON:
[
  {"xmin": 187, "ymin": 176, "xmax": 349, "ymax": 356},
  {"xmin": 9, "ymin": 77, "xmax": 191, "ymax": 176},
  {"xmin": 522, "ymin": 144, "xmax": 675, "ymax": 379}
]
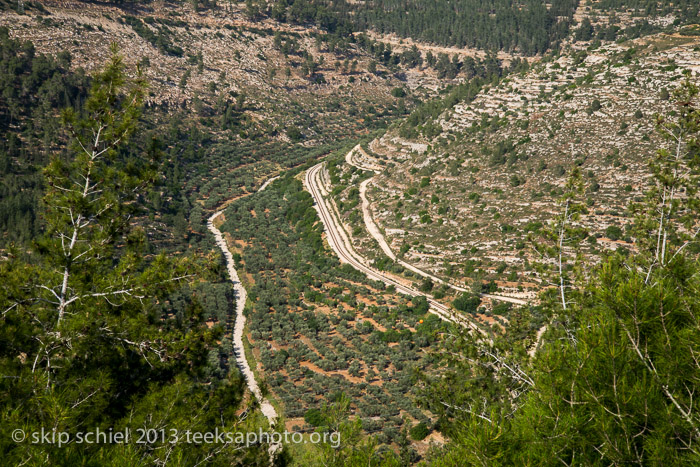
[{"xmin": 333, "ymin": 31, "xmax": 700, "ymax": 303}]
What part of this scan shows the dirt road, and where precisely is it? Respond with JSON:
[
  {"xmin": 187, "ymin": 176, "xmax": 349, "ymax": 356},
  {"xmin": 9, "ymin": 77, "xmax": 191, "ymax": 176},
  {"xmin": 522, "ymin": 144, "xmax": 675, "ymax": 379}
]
[
  {"xmin": 207, "ymin": 177, "xmax": 281, "ymax": 460},
  {"xmin": 304, "ymin": 161, "xmax": 479, "ymax": 331},
  {"xmin": 345, "ymin": 146, "xmax": 527, "ymax": 307}
]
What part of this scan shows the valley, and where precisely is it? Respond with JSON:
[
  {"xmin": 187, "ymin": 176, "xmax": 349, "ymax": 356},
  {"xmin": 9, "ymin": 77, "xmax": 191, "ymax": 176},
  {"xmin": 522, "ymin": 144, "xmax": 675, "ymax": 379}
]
[{"xmin": 1, "ymin": 0, "xmax": 700, "ymax": 465}]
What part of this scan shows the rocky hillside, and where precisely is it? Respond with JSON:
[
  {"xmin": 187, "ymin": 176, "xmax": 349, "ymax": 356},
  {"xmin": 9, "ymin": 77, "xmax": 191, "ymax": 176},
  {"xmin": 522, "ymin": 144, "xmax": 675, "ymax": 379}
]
[
  {"xmin": 333, "ymin": 31, "xmax": 700, "ymax": 302},
  {"xmin": 1, "ymin": 0, "xmax": 416, "ymax": 111},
  {"xmin": 0, "ymin": 0, "xmax": 434, "ymax": 247}
]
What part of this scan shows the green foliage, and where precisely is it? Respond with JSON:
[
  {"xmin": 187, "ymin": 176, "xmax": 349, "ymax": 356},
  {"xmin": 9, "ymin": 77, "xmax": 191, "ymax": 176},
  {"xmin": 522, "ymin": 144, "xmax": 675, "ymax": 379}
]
[
  {"xmin": 452, "ymin": 293, "xmax": 480, "ymax": 314},
  {"xmin": 305, "ymin": 408, "xmax": 325, "ymax": 426},
  {"xmin": 391, "ymin": 87, "xmax": 406, "ymax": 98},
  {"xmin": 605, "ymin": 225, "xmax": 623, "ymax": 240},
  {"xmin": 422, "ymin": 79, "xmax": 700, "ymax": 466},
  {"xmin": 409, "ymin": 422, "xmax": 430, "ymax": 441},
  {"xmin": 287, "ymin": 125, "xmax": 303, "ymax": 142},
  {"xmin": 0, "ymin": 27, "xmax": 89, "ymax": 245},
  {"xmin": 320, "ymin": 0, "xmax": 578, "ymax": 54},
  {"xmin": 0, "ymin": 49, "xmax": 257, "ymax": 465},
  {"xmin": 419, "ymin": 277, "xmax": 434, "ymax": 293},
  {"xmin": 301, "ymin": 394, "xmax": 401, "ymax": 466},
  {"xmin": 574, "ymin": 17, "xmax": 594, "ymax": 42},
  {"xmin": 411, "ymin": 296, "xmax": 429, "ymax": 315},
  {"xmin": 429, "ymin": 255, "xmax": 700, "ymax": 465}
]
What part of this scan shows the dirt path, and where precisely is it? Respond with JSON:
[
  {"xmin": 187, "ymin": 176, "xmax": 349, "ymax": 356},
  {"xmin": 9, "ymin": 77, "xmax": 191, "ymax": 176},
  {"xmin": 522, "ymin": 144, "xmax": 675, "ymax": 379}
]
[
  {"xmin": 345, "ymin": 146, "xmax": 527, "ymax": 306},
  {"xmin": 257, "ymin": 175, "xmax": 280, "ymax": 192},
  {"xmin": 207, "ymin": 176, "xmax": 281, "ymax": 460},
  {"xmin": 304, "ymin": 162, "xmax": 481, "ymax": 332},
  {"xmin": 360, "ymin": 178, "xmax": 397, "ymax": 261},
  {"xmin": 528, "ymin": 324, "xmax": 548, "ymax": 357}
]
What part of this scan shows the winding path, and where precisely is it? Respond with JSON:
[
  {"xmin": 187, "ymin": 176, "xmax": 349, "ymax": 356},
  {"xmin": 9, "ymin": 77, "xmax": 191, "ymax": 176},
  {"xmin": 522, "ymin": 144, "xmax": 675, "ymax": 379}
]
[
  {"xmin": 207, "ymin": 178, "xmax": 281, "ymax": 459},
  {"xmin": 208, "ymin": 212, "xmax": 278, "ymax": 424},
  {"xmin": 304, "ymin": 161, "xmax": 480, "ymax": 331},
  {"xmin": 347, "ymin": 145, "xmax": 526, "ymax": 307}
]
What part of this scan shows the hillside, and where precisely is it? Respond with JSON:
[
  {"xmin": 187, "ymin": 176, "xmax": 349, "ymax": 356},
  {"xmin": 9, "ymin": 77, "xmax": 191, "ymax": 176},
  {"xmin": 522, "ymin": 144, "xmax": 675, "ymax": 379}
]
[
  {"xmin": 0, "ymin": 0, "xmax": 429, "ymax": 247},
  {"xmin": 2, "ymin": 0, "xmax": 700, "ymax": 465},
  {"xmin": 331, "ymin": 31, "xmax": 700, "ymax": 308}
]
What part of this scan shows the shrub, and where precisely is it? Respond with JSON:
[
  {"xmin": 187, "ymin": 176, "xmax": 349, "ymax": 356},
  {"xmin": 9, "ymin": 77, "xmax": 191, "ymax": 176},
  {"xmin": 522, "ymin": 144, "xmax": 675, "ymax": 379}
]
[
  {"xmin": 304, "ymin": 408, "xmax": 324, "ymax": 427},
  {"xmin": 391, "ymin": 87, "xmax": 406, "ymax": 98},
  {"xmin": 287, "ymin": 126, "xmax": 303, "ymax": 142},
  {"xmin": 605, "ymin": 225, "xmax": 623, "ymax": 241},
  {"xmin": 409, "ymin": 422, "xmax": 431, "ymax": 441},
  {"xmin": 453, "ymin": 293, "xmax": 480, "ymax": 313},
  {"xmin": 419, "ymin": 278, "xmax": 434, "ymax": 293}
]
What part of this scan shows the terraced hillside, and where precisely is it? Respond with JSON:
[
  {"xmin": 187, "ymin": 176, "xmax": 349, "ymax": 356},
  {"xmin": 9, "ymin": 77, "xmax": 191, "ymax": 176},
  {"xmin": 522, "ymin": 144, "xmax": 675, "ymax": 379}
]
[
  {"xmin": 0, "ymin": 0, "xmax": 437, "ymax": 261},
  {"xmin": 331, "ymin": 32, "xmax": 700, "ymax": 307},
  {"xmin": 0, "ymin": 0, "xmax": 427, "ymax": 218}
]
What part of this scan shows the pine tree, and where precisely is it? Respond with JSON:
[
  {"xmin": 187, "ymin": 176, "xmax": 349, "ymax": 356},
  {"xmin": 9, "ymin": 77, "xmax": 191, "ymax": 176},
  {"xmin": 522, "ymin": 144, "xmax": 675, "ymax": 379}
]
[
  {"xmin": 0, "ymin": 47, "xmax": 258, "ymax": 465},
  {"xmin": 423, "ymin": 80, "xmax": 700, "ymax": 465}
]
